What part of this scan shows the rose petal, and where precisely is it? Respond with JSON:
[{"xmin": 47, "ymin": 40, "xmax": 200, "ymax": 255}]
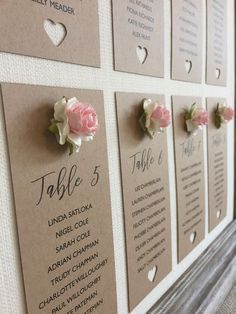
[
  {"xmin": 67, "ymin": 97, "xmax": 79, "ymax": 109},
  {"xmin": 149, "ymin": 119, "xmax": 161, "ymax": 132},
  {"xmin": 54, "ymin": 97, "xmax": 67, "ymax": 122},
  {"xmin": 143, "ymin": 99, "xmax": 152, "ymax": 111},
  {"xmin": 56, "ymin": 120, "xmax": 69, "ymax": 145},
  {"xmin": 80, "ymin": 134, "xmax": 94, "ymax": 142},
  {"xmin": 186, "ymin": 119, "xmax": 200, "ymax": 134},
  {"xmin": 67, "ymin": 133, "xmax": 82, "ymax": 147}
]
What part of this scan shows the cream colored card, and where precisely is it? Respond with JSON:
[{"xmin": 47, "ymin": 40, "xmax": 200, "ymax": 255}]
[
  {"xmin": 0, "ymin": 83, "xmax": 117, "ymax": 314},
  {"xmin": 206, "ymin": 0, "xmax": 227, "ymax": 85},
  {"xmin": 0, "ymin": 1, "xmax": 100, "ymax": 67},
  {"xmin": 207, "ymin": 98, "xmax": 227, "ymax": 231},
  {"xmin": 172, "ymin": 96, "xmax": 205, "ymax": 262},
  {"xmin": 116, "ymin": 92, "xmax": 172, "ymax": 310},
  {"xmin": 171, "ymin": 0, "xmax": 203, "ymax": 83},
  {"xmin": 112, "ymin": 0, "xmax": 164, "ymax": 77}
]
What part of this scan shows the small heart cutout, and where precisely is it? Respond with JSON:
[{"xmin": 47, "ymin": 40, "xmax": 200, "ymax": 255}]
[
  {"xmin": 136, "ymin": 46, "xmax": 148, "ymax": 64},
  {"xmin": 215, "ymin": 68, "xmax": 221, "ymax": 79},
  {"xmin": 148, "ymin": 265, "xmax": 157, "ymax": 282},
  {"xmin": 217, "ymin": 210, "xmax": 221, "ymax": 219},
  {"xmin": 185, "ymin": 60, "xmax": 192, "ymax": 74},
  {"xmin": 190, "ymin": 231, "xmax": 196, "ymax": 244},
  {"xmin": 44, "ymin": 19, "xmax": 67, "ymax": 47}
]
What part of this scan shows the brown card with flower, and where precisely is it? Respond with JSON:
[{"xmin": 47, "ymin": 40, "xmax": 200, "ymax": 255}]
[
  {"xmin": 172, "ymin": 96, "xmax": 206, "ymax": 262},
  {"xmin": 0, "ymin": 83, "xmax": 117, "ymax": 314},
  {"xmin": 115, "ymin": 92, "xmax": 172, "ymax": 311},
  {"xmin": 171, "ymin": 0, "xmax": 203, "ymax": 83},
  {"xmin": 112, "ymin": 0, "xmax": 164, "ymax": 77},
  {"xmin": 0, "ymin": 1, "xmax": 100, "ymax": 67},
  {"xmin": 206, "ymin": 0, "xmax": 227, "ymax": 86},
  {"xmin": 207, "ymin": 98, "xmax": 227, "ymax": 231}
]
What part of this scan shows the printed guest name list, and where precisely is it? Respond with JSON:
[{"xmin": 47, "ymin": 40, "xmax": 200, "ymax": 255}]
[{"xmin": 1, "ymin": 84, "xmax": 117, "ymax": 314}]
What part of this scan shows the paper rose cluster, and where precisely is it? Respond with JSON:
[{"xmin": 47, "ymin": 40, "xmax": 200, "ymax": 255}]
[
  {"xmin": 215, "ymin": 103, "xmax": 234, "ymax": 129},
  {"xmin": 139, "ymin": 99, "xmax": 171, "ymax": 138},
  {"xmin": 49, "ymin": 97, "xmax": 99, "ymax": 154},
  {"xmin": 48, "ymin": 97, "xmax": 234, "ymax": 155},
  {"xmin": 184, "ymin": 103, "xmax": 208, "ymax": 135}
]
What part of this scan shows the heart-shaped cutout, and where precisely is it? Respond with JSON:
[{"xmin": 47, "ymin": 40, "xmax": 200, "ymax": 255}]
[
  {"xmin": 185, "ymin": 60, "xmax": 192, "ymax": 74},
  {"xmin": 216, "ymin": 210, "xmax": 221, "ymax": 219},
  {"xmin": 215, "ymin": 68, "xmax": 221, "ymax": 79},
  {"xmin": 190, "ymin": 231, "xmax": 196, "ymax": 244},
  {"xmin": 44, "ymin": 19, "xmax": 67, "ymax": 47},
  {"xmin": 136, "ymin": 46, "xmax": 148, "ymax": 64},
  {"xmin": 148, "ymin": 265, "xmax": 157, "ymax": 282}
]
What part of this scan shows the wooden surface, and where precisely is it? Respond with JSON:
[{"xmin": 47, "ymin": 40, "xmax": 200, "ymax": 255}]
[{"xmin": 148, "ymin": 221, "xmax": 236, "ymax": 314}]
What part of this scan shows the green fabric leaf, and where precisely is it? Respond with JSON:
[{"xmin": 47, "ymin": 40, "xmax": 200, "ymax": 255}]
[
  {"xmin": 184, "ymin": 111, "xmax": 191, "ymax": 120},
  {"xmin": 215, "ymin": 112, "xmax": 222, "ymax": 129},
  {"xmin": 48, "ymin": 123, "xmax": 58, "ymax": 135},
  {"xmin": 215, "ymin": 104, "xmax": 222, "ymax": 129},
  {"xmin": 139, "ymin": 113, "xmax": 147, "ymax": 132},
  {"xmin": 67, "ymin": 141, "xmax": 74, "ymax": 156},
  {"xmin": 185, "ymin": 103, "xmax": 197, "ymax": 121},
  {"xmin": 189, "ymin": 103, "xmax": 196, "ymax": 115}
]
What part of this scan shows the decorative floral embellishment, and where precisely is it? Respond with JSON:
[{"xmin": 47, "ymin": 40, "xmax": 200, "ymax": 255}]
[
  {"xmin": 48, "ymin": 97, "xmax": 99, "ymax": 155},
  {"xmin": 139, "ymin": 99, "xmax": 171, "ymax": 139},
  {"xmin": 215, "ymin": 103, "xmax": 234, "ymax": 129},
  {"xmin": 184, "ymin": 103, "xmax": 208, "ymax": 136}
]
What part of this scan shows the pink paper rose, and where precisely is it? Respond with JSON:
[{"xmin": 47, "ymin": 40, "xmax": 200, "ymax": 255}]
[
  {"xmin": 49, "ymin": 97, "xmax": 99, "ymax": 154},
  {"xmin": 221, "ymin": 106, "xmax": 234, "ymax": 121},
  {"xmin": 140, "ymin": 99, "xmax": 171, "ymax": 138},
  {"xmin": 66, "ymin": 101, "xmax": 99, "ymax": 136},
  {"xmin": 151, "ymin": 105, "xmax": 171, "ymax": 128},
  {"xmin": 191, "ymin": 108, "xmax": 208, "ymax": 126},
  {"xmin": 185, "ymin": 103, "xmax": 208, "ymax": 135},
  {"xmin": 215, "ymin": 103, "xmax": 234, "ymax": 128}
]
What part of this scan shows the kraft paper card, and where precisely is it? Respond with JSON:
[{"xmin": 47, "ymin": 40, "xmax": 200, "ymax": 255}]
[
  {"xmin": 207, "ymin": 98, "xmax": 227, "ymax": 231},
  {"xmin": 112, "ymin": 0, "xmax": 164, "ymax": 77},
  {"xmin": 172, "ymin": 96, "xmax": 205, "ymax": 262},
  {"xmin": 171, "ymin": 0, "xmax": 203, "ymax": 83},
  {"xmin": 0, "ymin": 84, "xmax": 117, "ymax": 314},
  {"xmin": 116, "ymin": 92, "xmax": 172, "ymax": 310},
  {"xmin": 206, "ymin": 0, "xmax": 227, "ymax": 86},
  {"xmin": 0, "ymin": 1, "xmax": 100, "ymax": 67}
]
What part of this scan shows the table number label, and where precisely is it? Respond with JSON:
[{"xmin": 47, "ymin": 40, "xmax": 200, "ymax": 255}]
[
  {"xmin": 207, "ymin": 98, "xmax": 227, "ymax": 231},
  {"xmin": 171, "ymin": 0, "xmax": 203, "ymax": 83},
  {"xmin": 206, "ymin": 0, "xmax": 227, "ymax": 85},
  {"xmin": 112, "ymin": 0, "xmax": 164, "ymax": 77},
  {"xmin": 115, "ymin": 92, "xmax": 172, "ymax": 310},
  {"xmin": 0, "ymin": 1, "xmax": 100, "ymax": 66},
  {"xmin": 172, "ymin": 96, "xmax": 206, "ymax": 261},
  {"xmin": 0, "ymin": 84, "xmax": 117, "ymax": 314}
]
